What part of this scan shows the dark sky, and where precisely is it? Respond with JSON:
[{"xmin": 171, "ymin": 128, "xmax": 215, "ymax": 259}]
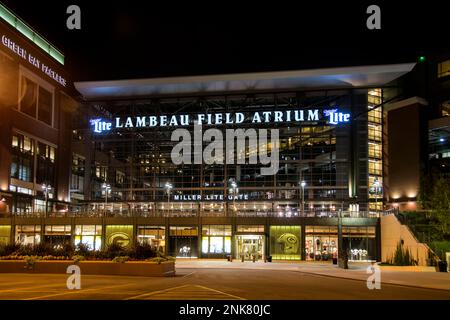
[{"xmin": 1, "ymin": 1, "xmax": 447, "ymax": 81}]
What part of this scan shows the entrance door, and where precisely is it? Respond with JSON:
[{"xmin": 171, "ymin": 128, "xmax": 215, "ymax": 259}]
[{"xmin": 236, "ymin": 235, "xmax": 264, "ymax": 261}]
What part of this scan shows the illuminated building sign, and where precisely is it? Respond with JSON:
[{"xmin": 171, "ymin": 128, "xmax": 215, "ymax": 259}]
[
  {"xmin": 90, "ymin": 109, "xmax": 351, "ymax": 133},
  {"xmin": 173, "ymin": 194, "xmax": 249, "ymax": 201},
  {"xmin": 1, "ymin": 35, "xmax": 67, "ymax": 86}
]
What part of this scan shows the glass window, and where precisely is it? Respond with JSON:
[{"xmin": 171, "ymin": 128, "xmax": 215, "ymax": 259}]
[
  {"xmin": 305, "ymin": 226, "xmax": 338, "ymax": 261},
  {"xmin": 74, "ymin": 225, "xmax": 102, "ymax": 250},
  {"xmin": 19, "ymin": 75, "xmax": 54, "ymax": 126},
  {"xmin": 137, "ymin": 226, "xmax": 165, "ymax": 251},
  {"xmin": 38, "ymin": 86, "xmax": 52, "ymax": 125},
  {"xmin": 236, "ymin": 225, "xmax": 264, "ymax": 233},
  {"xmin": 20, "ymin": 77, "xmax": 37, "ymax": 117},
  {"xmin": 15, "ymin": 225, "xmax": 41, "ymax": 245},
  {"xmin": 438, "ymin": 59, "xmax": 450, "ymax": 78}
]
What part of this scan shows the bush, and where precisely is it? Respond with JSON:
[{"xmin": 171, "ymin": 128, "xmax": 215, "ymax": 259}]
[
  {"xmin": 429, "ymin": 240, "xmax": 450, "ymax": 261},
  {"xmin": 0, "ymin": 243, "xmax": 21, "ymax": 256},
  {"xmin": 112, "ymin": 256, "xmax": 129, "ymax": 263},
  {"xmin": 91, "ymin": 250, "xmax": 108, "ymax": 260},
  {"xmin": 75, "ymin": 243, "xmax": 91, "ymax": 257},
  {"xmin": 72, "ymin": 255, "xmax": 85, "ymax": 264},
  {"xmin": 54, "ymin": 243, "xmax": 75, "ymax": 257},
  {"xmin": 389, "ymin": 240, "xmax": 417, "ymax": 266},
  {"xmin": 105, "ymin": 243, "xmax": 127, "ymax": 259},
  {"xmin": 146, "ymin": 256, "xmax": 175, "ymax": 264},
  {"xmin": 129, "ymin": 243, "xmax": 157, "ymax": 260},
  {"xmin": 32, "ymin": 243, "xmax": 55, "ymax": 256}
]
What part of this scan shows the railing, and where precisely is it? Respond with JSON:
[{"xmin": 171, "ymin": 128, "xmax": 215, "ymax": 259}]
[{"xmin": 3, "ymin": 210, "xmax": 383, "ymax": 219}]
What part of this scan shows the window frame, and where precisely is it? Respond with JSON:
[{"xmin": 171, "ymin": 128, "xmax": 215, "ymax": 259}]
[{"xmin": 18, "ymin": 66, "xmax": 55, "ymax": 127}]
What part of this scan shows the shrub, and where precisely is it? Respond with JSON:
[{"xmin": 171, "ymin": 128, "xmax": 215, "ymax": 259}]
[
  {"xmin": 112, "ymin": 256, "xmax": 129, "ymax": 263},
  {"xmin": 105, "ymin": 243, "xmax": 126, "ymax": 259},
  {"xmin": 75, "ymin": 243, "xmax": 91, "ymax": 257},
  {"xmin": 54, "ymin": 243, "xmax": 75, "ymax": 257},
  {"xmin": 390, "ymin": 240, "xmax": 417, "ymax": 266},
  {"xmin": 0, "ymin": 243, "xmax": 21, "ymax": 256},
  {"xmin": 32, "ymin": 243, "xmax": 55, "ymax": 256},
  {"xmin": 72, "ymin": 255, "xmax": 85, "ymax": 264},
  {"xmin": 91, "ymin": 250, "xmax": 107, "ymax": 260},
  {"xmin": 129, "ymin": 243, "xmax": 157, "ymax": 260},
  {"xmin": 429, "ymin": 240, "xmax": 450, "ymax": 261},
  {"xmin": 146, "ymin": 256, "xmax": 175, "ymax": 264},
  {"xmin": 24, "ymin": 255, "xmax": 39, "ymax": 270}
]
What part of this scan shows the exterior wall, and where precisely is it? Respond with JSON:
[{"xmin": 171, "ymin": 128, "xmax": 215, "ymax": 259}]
[
  {"xmin": 0, "ymin": 19, "xmax": 78, "ymax": 212},
  {"xmin": 0, "ymin": 216, "xmax": 380, "ymax": 260},
  {"xmin": 380, "ymin": 214, "xmax": 430, "ymax": 265},
  {"xmin": 384, "ymin": 98, "xmax": 428, "ymax": 210}
]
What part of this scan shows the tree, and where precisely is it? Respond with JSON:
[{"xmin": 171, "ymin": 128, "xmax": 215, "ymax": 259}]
[{"xmin": 429, "ymin": 176, "xmax": 450, "ymax": 237}]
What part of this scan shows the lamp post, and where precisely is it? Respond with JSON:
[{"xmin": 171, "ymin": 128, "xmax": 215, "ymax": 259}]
[
  {"xmin": 42, "ymin": 183, "xmax": 51, "ymax": 217},
  {"xmin": 102, "ymin": 183, "xmax": 111, "ymax": 214},
  {"xmin": 300, "ymin": 180, "xmax": 306, "ymax": 216},
  {"xmin": 229, "ymin": 179, "xmax": 238, "ymax": 215},
  {"xmin": 165, "ymin": 182, "xmax": 173, "ymax": 215}
]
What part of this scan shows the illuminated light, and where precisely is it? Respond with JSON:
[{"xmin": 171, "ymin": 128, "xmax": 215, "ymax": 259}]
[
  {"xmin": 439, "ymin": 138, "xmax": 445, "ymax": 142},
  {"xmin": 418, "ymin": 56, "xmax": 426, "ymax": 62},
  {"xmin": 391, "ymin": 193, "xmax": 400, "ymax": 200},
  {"xmin": 0, "ymin": 3, "xmax": 64, "ymax": 64}
]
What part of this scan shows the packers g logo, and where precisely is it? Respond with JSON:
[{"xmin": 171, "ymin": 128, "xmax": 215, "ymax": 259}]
[
  {"xmin": 277, "ymin": 233, "xmax": 299, "ymax": 254},
  {"xmin": 107, "ymin": 232, "xmax": 131, "ymax": 248}
]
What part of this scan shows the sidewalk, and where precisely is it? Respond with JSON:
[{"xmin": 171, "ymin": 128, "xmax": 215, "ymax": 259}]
[{"xmin": 176, "ymin": 259, "xmax": 450, "ymax": 291}]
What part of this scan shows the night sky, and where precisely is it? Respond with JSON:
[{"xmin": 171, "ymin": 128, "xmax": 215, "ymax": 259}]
[{"xmin": 1, "ymin": 1, "xmax": 447, "ymax": 82}]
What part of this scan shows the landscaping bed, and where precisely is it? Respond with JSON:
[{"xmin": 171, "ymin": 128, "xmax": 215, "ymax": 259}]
[
  {"xmin": 0, "ymin": 243, "xmax": 176, "ymax": 277},
  {"xmin": 0, "ymin": 259, "xmax": 175, "ymax": 277}
]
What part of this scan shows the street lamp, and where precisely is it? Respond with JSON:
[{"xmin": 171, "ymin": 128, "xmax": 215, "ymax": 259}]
[
  {"xmin": 300, "ymin": 180, "xmax": 306, "ymax": 216},
  {"xmin": 229, "ymin": 179, "xmax": 239, "ymax": 214},
  {"xmin": 165, "ymin": 182, "xmax": 173, "ymax": 215},
  {"xmin": 102, "ymin": 183, "xmax": 111, "ymax": 214},
  {"xmin": 42, "ymin": 183, "xmax": 51, "ymax": 216}
]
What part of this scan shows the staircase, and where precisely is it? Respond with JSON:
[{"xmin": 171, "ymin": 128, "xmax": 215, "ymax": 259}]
[{"xmin": 381, "ymin": 213, "xmax": 435, "ymax": 266}]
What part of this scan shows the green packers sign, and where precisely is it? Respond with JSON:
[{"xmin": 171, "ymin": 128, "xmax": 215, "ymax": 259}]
[{"xmin": 105, "ymin": 225, "xmax": 133, "ymax": 248}]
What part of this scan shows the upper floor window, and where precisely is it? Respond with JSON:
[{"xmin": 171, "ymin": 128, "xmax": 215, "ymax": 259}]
[
  {"xmin": 19, "ymin": 71, "xmax": 54, "ymax": 126},
  {"xmin": 438, "ymin": 59, "xmax": 450, "ymax": 78}
]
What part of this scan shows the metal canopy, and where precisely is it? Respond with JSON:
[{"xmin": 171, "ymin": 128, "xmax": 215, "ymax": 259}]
[{"xmin": 75, "ymin": 63, "xmax": 416, "ymax": 100}]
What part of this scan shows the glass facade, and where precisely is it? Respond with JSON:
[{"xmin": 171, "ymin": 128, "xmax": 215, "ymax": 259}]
[
  {"xmin": 10, "ymin": 132, "xmax": 56, "ymax": 213},
  {"xmin": 15, "ymin": 225, "xmax": 41, "ymax": 245},
  {"xmin": 305, "ymin": 226, "xmax": 338, "ymax": 261},
  {"xmin": 74, "ymin": 225, "xmax": 102, "ymax": 250},
  {"xmin": 201, "ymin": 225, "xmax": 232, "ymax": 257},
  {"xmin": 169, "ymin": 226, "xmax": 198, "ymax": 258},
  {"xmin": 79, "ymin": 90, "xmax": 365, "ymax": 217},
  {"xmin": 44, "ymin": 225, "xmax": 71, "ymax": 247},
  {"xmin": 137, "ymin": 226, "xmax": 165, "ymax": 252}
]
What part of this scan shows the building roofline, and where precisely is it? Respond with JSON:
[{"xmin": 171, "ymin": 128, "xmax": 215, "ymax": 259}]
[
  {"xmin": 0, "ymin": 2, "xmax": 64, "ymax": 64},
  {"xmin": 75, "ymin": 63, "xmax": 416, "ymax": 100}
]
